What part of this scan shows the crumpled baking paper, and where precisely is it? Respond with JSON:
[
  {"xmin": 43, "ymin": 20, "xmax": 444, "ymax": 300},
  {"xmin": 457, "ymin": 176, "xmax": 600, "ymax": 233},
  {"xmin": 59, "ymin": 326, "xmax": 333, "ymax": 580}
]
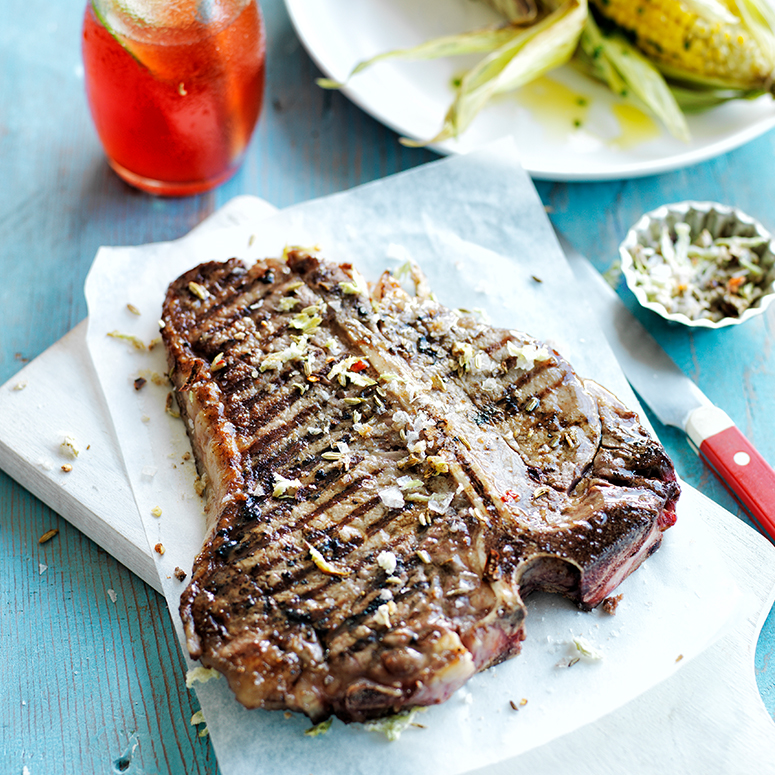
[{"xmin": 84, "ymin": 139, "xmax": 739, "ymax": 775}]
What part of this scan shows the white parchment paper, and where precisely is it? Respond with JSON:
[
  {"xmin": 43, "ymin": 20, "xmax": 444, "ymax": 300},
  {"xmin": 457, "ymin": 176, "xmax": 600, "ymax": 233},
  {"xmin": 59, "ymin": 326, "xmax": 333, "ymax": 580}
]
[{"xmin": 84, "ymin": 141, "xmax": 739, "ymax": 775}]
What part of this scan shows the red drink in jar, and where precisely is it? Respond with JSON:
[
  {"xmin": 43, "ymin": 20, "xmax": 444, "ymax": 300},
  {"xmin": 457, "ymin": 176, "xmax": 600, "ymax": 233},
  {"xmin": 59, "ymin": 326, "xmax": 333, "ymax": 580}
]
[{"xmin": 82, "ymin": 0, "xmax": 265, "ymax": 196}]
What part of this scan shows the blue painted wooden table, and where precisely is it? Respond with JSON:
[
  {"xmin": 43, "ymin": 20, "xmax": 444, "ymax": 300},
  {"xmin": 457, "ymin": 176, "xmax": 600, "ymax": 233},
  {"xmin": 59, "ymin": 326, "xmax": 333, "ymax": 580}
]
[{"xmin": 2, "ymin": 1, "xmax": 774, "ymax": 772}]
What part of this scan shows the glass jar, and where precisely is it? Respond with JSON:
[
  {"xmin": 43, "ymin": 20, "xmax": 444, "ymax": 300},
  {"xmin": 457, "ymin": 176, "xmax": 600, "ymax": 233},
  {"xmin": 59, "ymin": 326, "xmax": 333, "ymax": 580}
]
[{"xmin": 82, "ymin": 0, "xmax": 266, "ymax": 196}]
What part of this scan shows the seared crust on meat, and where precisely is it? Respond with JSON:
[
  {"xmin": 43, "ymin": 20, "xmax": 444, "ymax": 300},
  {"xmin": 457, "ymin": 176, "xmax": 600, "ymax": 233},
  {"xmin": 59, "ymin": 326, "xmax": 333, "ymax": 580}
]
[{"xmin": 161, "ymin": 251, "xmax": 679, "ymax": 723}]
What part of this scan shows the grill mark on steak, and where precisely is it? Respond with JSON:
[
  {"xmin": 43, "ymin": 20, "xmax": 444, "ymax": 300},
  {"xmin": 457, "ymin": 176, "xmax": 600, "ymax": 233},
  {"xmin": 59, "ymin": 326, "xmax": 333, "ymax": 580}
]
[
  {"xmin": 244, "ymin": 404, "xmax": 318, "ymax": 456},
  {"xmin": 261, "ymin": 501, "xmax": 388, "ymax": 593},
  {"xmin": 450, "ymin": 449, "xmax": 505, "ymax": 514},
  {"xmin": 502, "ymin": 359, "xmax": 558, "ymax": 397},
  {"xmin": 186, "ymin": 262, "xmax": 303, "ymax": 330},
  {"xmin": 241, "ymin": 391, "xmax": 308, "ymax": 438},
  {"xmin": 481, "ymin": 334, "xmax": 513, "ymax": 358},
  {"xmin": 162, "ymin": 250, "xmax": 679, "ymax": 724},
  {"xmin": 328, "ymin": 579, "xmax": 427, "ymax": 642},
  {"xmin": 231, "ymin": 459, "xmax": 422, "ymax": 585}
]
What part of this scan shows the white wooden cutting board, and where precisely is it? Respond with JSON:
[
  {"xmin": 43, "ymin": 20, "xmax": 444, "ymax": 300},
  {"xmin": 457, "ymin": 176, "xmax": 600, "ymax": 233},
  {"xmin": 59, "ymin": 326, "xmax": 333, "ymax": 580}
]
[
  {"xmin": 1, "ymin": 195, "xmax": 774, "ymax": 772},
  {"xmin": 0, "ymin": 196, "xmax": 278, "ymax": 591}
]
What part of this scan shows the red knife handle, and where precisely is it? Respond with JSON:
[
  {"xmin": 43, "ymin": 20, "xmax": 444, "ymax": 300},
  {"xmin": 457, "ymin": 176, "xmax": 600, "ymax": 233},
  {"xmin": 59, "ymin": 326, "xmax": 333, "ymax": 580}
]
[{"xmin": 697, "ymin": 425, "xmax": 775, "ymax": 542}]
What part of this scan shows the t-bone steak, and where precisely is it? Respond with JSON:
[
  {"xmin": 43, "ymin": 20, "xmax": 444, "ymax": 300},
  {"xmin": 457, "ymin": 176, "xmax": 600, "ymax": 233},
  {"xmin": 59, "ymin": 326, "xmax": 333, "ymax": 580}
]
[{"xmin": 161, "ymin": 250, "xmax": 679, "ymax": 723}]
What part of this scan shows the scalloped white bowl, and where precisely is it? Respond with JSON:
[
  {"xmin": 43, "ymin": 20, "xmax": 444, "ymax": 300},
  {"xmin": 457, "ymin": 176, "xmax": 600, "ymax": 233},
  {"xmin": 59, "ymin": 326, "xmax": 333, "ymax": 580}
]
[{"xmin": 619, "ymin": 201, "xmax": 775, "ymax": 329}]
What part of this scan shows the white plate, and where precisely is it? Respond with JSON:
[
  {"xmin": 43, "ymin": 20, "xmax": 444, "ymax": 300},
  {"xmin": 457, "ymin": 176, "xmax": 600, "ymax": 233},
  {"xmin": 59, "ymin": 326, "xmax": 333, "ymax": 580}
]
[{"xmin": 285, "ymin": 0, "xmax": 775, "ymax": 180}]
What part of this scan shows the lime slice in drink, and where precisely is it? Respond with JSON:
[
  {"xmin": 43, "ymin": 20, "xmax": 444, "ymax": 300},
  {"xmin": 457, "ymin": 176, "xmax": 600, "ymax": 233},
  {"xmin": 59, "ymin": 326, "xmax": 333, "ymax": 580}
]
[
  {"xmin": 89, "ymin": 0, "xmax": 213, "ymax": 80},
  {"xmin": 89, "ymin": 1, "xmax": 150, "ymax": 71}
]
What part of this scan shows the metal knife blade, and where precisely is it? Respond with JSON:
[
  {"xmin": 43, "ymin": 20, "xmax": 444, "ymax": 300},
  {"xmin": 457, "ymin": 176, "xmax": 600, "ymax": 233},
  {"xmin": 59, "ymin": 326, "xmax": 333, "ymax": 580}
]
[{"xmin": 556, "ymin": 230, "xmax": 775, "ymax": 541}]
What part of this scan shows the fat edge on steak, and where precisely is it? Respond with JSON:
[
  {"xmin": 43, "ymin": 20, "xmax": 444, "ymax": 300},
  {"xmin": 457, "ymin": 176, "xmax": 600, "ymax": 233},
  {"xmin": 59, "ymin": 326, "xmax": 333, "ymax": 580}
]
[{"xmin": 161, "ymin": 250, "xmax": 680, "ymax": 724}]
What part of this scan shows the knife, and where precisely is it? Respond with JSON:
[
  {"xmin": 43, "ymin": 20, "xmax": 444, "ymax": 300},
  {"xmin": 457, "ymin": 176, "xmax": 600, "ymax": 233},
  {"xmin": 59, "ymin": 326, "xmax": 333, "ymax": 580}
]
[{"xmin": 556, "ymin": 231, "xmax": 775, "ymax": 542}]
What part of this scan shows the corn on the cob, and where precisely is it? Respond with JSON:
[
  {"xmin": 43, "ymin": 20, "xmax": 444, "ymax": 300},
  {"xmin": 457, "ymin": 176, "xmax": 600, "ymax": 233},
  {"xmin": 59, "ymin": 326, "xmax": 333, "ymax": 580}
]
[
  {"xmin": 590, "ymin": 0, "xmax": 775, "ymax": 90},
  {"xmin": 320, "ymin": 0, "xmax": 775, "ymax": 145}
]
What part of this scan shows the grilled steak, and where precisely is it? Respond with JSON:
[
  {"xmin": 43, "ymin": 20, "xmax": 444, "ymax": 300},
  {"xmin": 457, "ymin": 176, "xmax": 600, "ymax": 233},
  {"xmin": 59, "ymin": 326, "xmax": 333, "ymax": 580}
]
[{"xmin": 161, "ymin": 250, "xmax": 679, "ymax": 724}]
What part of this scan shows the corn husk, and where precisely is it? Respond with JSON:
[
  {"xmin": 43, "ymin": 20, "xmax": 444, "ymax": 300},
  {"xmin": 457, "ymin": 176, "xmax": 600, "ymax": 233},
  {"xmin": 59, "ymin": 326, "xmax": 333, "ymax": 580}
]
[
  {"xmin": 404, "ymin": 0, "xmax": 587, "ymax": 146},
  {"xmin": 316, "ymin": 25, "xmax": 522, "ymax": 89},
  {"xmin": 669, "ymin": 84, "xmax": 765, "ymax": 112},
  {"xmin": 681, "ymin": 0, "xmax": 738, "ymax": 23},
  {"xmin": 577, "ymin": 16, "xmax": 690, "ymax": 142},
  {"xmin": 318, "ymin": 0, "xmax": 775, "ymax": 145},
  {"xmin": 486, "ymin": 0, "xmax": 539, "ymax": 22},
  {"xmin": 736, "ymin": 0, "xmax": 775, "ymax": 69}
]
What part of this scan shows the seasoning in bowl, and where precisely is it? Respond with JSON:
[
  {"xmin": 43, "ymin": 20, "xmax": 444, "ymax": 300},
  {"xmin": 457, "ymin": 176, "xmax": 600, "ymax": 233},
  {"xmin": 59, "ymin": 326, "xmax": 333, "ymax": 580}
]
[{"xmin": 619, "ymin": 201, "xmax": 775, "ymax": 328}]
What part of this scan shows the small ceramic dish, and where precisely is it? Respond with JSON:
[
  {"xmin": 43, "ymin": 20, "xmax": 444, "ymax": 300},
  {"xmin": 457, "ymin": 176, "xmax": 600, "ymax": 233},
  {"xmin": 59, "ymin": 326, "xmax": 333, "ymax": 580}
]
[{"xmin": 619, "ymin": 201, "xmax": 775, "ymax": 329}]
